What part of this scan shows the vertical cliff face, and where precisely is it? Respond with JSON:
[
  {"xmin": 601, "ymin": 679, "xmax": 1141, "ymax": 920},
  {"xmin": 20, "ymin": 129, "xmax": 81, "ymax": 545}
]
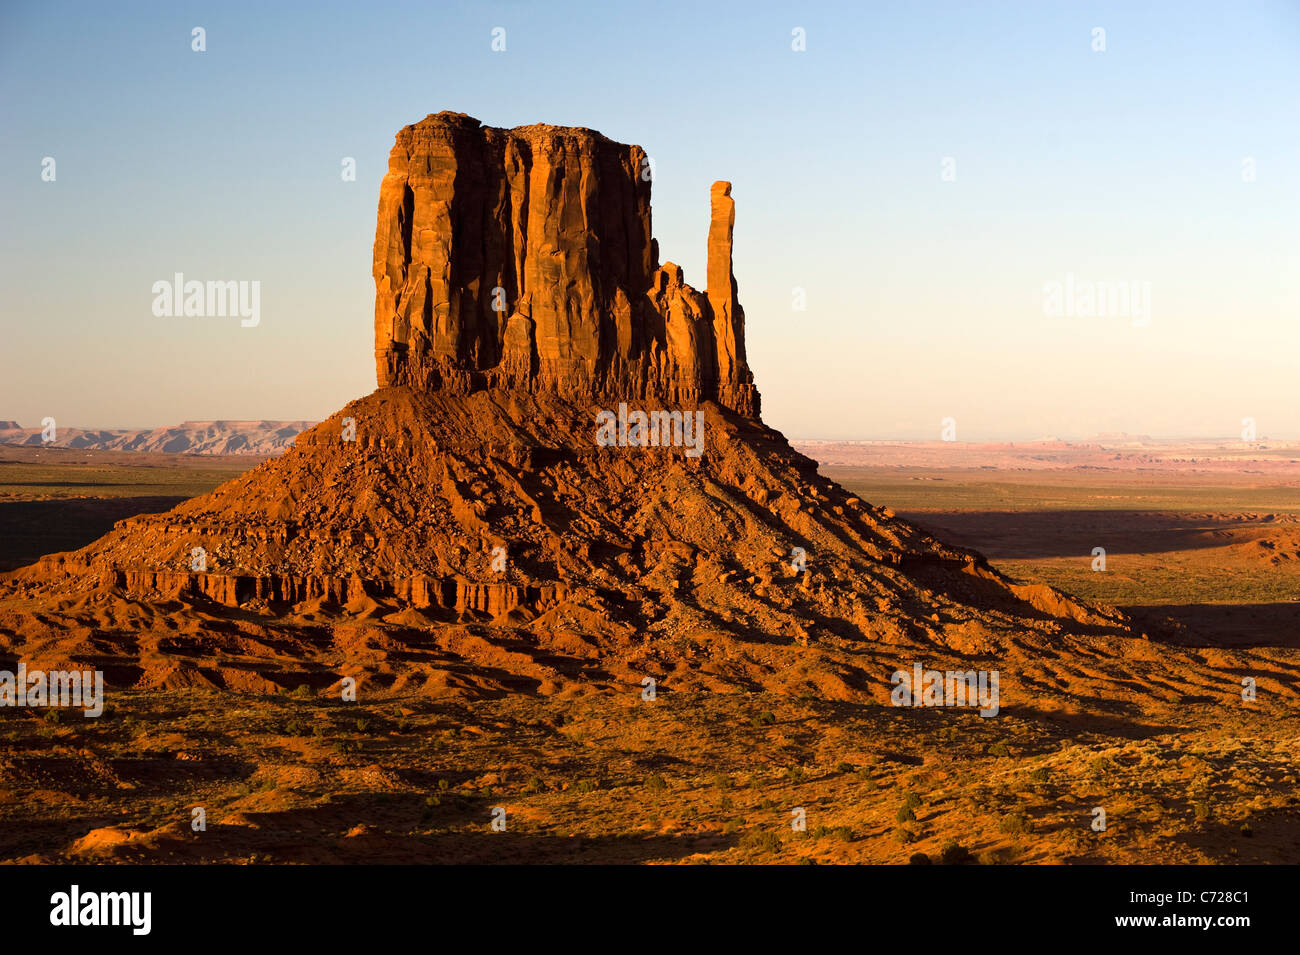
[
  {"xmin": 373, "ymin": 111, "xmax": 759, "ymax": 416},
  {"xmin": 706, "ymin": 181, "xmax": 747, "ymax": 393}
]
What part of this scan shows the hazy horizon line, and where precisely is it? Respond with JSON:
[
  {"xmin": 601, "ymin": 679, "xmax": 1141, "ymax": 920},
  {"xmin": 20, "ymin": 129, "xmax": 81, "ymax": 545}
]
[{"xmin": 3, "ymin": 417, "xmax": 1298, "ymax": 447}]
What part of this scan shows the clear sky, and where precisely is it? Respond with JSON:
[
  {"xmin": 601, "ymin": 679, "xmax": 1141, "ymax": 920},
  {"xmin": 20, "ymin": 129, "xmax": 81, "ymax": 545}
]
[{"xmin": 2, "ymin": 0, "xmax": 1298, "ymax": 440}]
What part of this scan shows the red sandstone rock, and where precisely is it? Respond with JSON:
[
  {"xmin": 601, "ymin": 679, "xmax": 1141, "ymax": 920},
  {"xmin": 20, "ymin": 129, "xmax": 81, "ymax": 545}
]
[
  {"xmin": 0, "ymin": 111, "xmax": 1133, "ymax": 700},
  {"xmin": 372, "ymin": 112, "xmax": 759, "ymax": 416}
]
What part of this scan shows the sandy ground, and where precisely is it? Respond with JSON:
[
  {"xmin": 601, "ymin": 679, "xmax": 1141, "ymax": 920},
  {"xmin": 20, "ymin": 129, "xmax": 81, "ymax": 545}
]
[{"xmin": 1, "ymin": 443, "xmax": 1297, "ymax": 864}]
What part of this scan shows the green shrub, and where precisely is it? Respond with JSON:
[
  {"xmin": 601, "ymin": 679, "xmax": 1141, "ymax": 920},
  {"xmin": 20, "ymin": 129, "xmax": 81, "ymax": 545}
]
[
  {"xmin": 940, "ymin": 840, "xmax": 973, "ymax": 865},
  {"xmin": 643, "ymin": 773, "xmax": 667, "ymax": 792},
  {"xmin": 418, "ymin": 794, "xmax": 442, "ymax": 825},
  {"xmin": 1088, "ymin": 756, "xmax": 1114, "ymax": 776},
  {"xmin": 999, "ymin": 811, "xmax": 1030, "ymax": 835},
  {"xmin": 739, "ymin": 829, "xmax": 782, "ymax": 853}
]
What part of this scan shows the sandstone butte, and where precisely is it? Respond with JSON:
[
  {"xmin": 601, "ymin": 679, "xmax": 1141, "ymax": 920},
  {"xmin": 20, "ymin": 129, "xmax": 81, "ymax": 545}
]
[
  {"xmin": 0, "ymin": 112, "xmax": 1133, "ymax": 701},
  {"xmin": 372, "ymin": 112, "xmax": 758, "ymax": 416}
]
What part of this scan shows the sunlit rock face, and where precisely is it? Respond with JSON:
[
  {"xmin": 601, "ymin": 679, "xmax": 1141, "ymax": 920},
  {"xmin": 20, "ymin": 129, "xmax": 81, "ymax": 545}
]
[{"xmin": 373, "ymin": 111, "xmax": 758, "ymax": 416}]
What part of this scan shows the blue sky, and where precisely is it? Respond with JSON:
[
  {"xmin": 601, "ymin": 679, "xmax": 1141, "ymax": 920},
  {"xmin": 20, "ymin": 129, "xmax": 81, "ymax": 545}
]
[{"xmin": 2, "ymin": 0, "xmax": 1298, "ymax": 439}]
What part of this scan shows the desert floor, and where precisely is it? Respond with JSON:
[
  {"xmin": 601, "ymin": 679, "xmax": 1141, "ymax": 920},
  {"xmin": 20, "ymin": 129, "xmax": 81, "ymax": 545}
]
[{"xmin": 1, "ymin": 445, "xmax": 1297, "ymax": 864}]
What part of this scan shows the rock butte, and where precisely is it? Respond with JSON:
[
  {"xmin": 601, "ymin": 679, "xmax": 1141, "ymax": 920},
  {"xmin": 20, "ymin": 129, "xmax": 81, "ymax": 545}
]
[
  {"xmin": 0, "ymin": 112, "xmax": 1133, "ymax": 700},
  {"xmin": 373, "ymin": 111, "xmax": 758, "ymax": 416}
]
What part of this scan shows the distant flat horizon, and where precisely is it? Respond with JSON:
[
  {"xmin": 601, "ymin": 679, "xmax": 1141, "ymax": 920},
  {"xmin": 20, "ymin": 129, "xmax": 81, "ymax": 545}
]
[{"xmin": 4, "ymin": 418, "xmax": 1300, "ymax": 450}]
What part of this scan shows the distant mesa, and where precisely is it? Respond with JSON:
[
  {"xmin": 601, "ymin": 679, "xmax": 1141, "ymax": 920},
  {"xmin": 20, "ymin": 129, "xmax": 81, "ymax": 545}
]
[
  {"xmin": 0, "ymin": 420, "xmax": 313, "ymax": 455},
  {"xmin": 1088, "ymin": 432, "xmax": 1156, "ymax": 445}
]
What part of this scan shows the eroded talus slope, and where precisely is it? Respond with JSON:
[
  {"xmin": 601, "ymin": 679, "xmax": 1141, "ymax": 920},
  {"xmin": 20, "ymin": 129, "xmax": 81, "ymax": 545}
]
[{"xmin": 2, "ymin": 384, "xmax": 1136, "ymax": 698}]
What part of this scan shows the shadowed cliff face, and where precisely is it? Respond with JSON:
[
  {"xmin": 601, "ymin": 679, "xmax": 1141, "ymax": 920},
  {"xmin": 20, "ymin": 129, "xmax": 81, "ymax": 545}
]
[{"xmin": 372, "ymin": 111, "xmax": 758, "ymax": 416}]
